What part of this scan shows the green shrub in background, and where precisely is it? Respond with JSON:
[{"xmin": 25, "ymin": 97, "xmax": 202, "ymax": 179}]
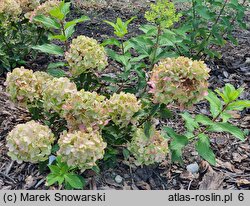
[
  {"xmin": 0, "ymin": 0, "xmax": 50, "ymax": 75},
  {"xmin": 173, "ymin": 0, "xmax": 249, "ymax": 59}
]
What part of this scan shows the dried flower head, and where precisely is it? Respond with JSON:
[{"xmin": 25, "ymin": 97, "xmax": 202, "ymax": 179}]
[
  {"xmin": 5, "ymin": 67, "xmax": 39, "ymax": 106},
  {"xmin": 6, "ymin": 120, "xmax": 55, "ymax": 163},
  {"xmin": 34, "ymin": 71, "xmax": 54, "ymax": 96},
  {"xmin": 148, "ymin": 57, "xmax": 210, "ymax": 108},
  {"xmin": 26, "ymin": 0, "xmax": 60, "ymax": 22},
  {"xmin": 57, "ymin": 130, "xmax": 107, "ymax": 171},
  {"xmin": 17, "ymin": 0, "xmax": 39, "ymax": 13},
  {"xmin": 106, "ymin": 92, "xmax": 141, "ymax": 128},
  {"xmin": 65, "ymin": 35, "xmax": 108, "ymax": 77},
  {"xmin": 128, "ymin": 126, "xmax": 168, "ymax": 166},
  {"xmin": 42, "ymin": 77, "xmax": 77, "ymax": 114},
  {"xmin": 0, "ymin": 0, "xmax": 22, "ymax": 22},
  {"xmin": 62, "ymin": 90, "xmax": 109, "ymax": 131},
  {"xmin": 144, "ymin": 0, "xmax": 181, "ymax": 28},
  {"xmin": 5, "ymin": 68, "xmax": 53, "ymax": 107}
]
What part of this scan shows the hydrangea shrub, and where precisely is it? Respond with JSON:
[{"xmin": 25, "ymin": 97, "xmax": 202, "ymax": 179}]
[
  {"xmin": 57, "ymin": 130, "xmax": 107, "ymax": 171},
  {"xmin": 6, "ymin": 120, "xmax": 55, "ymax": 163},
  {"xmin": 42, "ymin": 77, "xmax": 77, "ymax": 114},
  {"xmin": 106, "ymin": 92, "xmax": 141, "ymax": 128},
  {"xmin": 65, "ymin": 35, "xmax": 108, "ymax": 77},
  {"xmin": 62, "ymin": 90, "xmax": 109, "ymax": 131},
  {"xmin": 148, "ymin": 56, "xmax": 210, "ymax": 108},
  {"xmin": 128, "ymin": 126, "xmax": 168, "ymax": 166}
]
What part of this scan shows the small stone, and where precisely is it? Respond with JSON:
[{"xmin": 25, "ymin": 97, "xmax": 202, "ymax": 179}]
[
  {"xmin": 223, "ymin": 71, "xmax": 229, "ymax": 78},
  {"xmin": 115, "ymin": 175, "xmax": 123, "ymax": 184},
  {"xmin": 186, "ymin": 162, "xmax": 199, "ymax": 174}
]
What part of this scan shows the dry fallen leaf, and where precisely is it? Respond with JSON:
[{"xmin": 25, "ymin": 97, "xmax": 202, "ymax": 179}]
[
  {"xmin": 236, "ymin": 179, "xmax": 250, "ymax": 186},
  {"xmin": 232, "ymin": 153, "xmax": 248, "ymax": 163},
  {"xmin": 199, "ymin": 169, "xmax": 225, "ymax": 190},
  {"xmin": 135, "ymin": 181, "xmax": 151, "ymax": 190}
]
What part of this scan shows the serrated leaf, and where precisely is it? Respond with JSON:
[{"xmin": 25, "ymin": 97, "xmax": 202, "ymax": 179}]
[
  {"xmin": 33, "ymin": 15, "xmax": 60, "ymax": 29},
  {"xmin": 181, "ymin": 112, "xmax": 198, "ymax": 132},
  {"xmin": 220, "ymin": 112, "xmax": 232, "ymax": 122},
  {"xmin": 65, "ymin": 25, "xmax": 75, "ymax": 39},
  {"xmin": 48, "ymin": 165, "xmax": 61, "ymax": 174},
  {"xmin": 65, "ymin": 16, "xmax": 90, "ymax": 29},
  {"xmin": 227, "ymin": 100, "xmax": 250, "ymax": 111},
  {"xmin": 101, "ymin": 38, "xmax": 121, "ymax": 47},
  {"xmin": 163, "ymin": 127, "xmax": 188, "ymax": 163},
  {"xmin": 205, "ymin": 90, "xmax": 222, "ymax": 118},
  {"xmin": 64, "ymin": 174, "xmax": 83, "ymax": 189},
  {"xmin": 48, "ymin": 34, "xmax": 67, "ymax": 41},
  {"xmin": 46, "ymin": 174, "xmax": 64, "ymax": 186},
  {"xmin": 195, "ymin": 114, "xmax": 214, "ymax": 126},
  {"xmin": 60, "ymin": 2, "xmax": 71, "ymax": 17},
  {"xmin": 48, "ymin": 62, "xmax": 66, "ymax": 69},
  {"xmin": 49, "ymin": 7, "xmax": 64, "ymax": 20},
  {"xmin": 32, "ymin": 44, "xmax": 64, "ymax": 56},
  {"xmin": 209, "ymin": 122, "xmax": 245, "ymax": 141},
  {"xmin": 47, "ymin": 68, "xmax": 66, "ymax": 78},
  {"xmin": 195, "ymin": 134, "xmax": 216, "ymax": 165}
]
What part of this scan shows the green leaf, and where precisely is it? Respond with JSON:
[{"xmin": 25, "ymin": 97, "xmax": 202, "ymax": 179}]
[
  {"xmin": 60, "ymin": 2, "xmax": 71, "ymax": 17},
  {"xmin": 227, "ymin": 100, "xmax": 250, "ymax": 111},
  {"xmin": 205, "ymin": 90, "xmax": 222, "ymax": 118},
  {"xmin": 32, "ymin": 44, "xmax": 64, "ymax": 56},
  {"xmin": 46, "ymin": 174, "xmax": 64, "ymax": 186},
  {"xmin": 47, "ymin": 68, "xmax": 66, "ymax": 78},
  {"xmin": 144, "ymin": 121, "xmax": 152, "ymax": 138},
  {"xmin": 101, "ymin": 38, "xmax": 121, "ymax": 47},
  {"xmin": 48, "ymin": 165, "xmax": 61, "ymax": 174},
  {"xmin": 65, "ymin": 16, "xmax": 90, "ymax": 29},
  {"xmin": 47, "ymin": 62, "xmax": 66, "ymax": 69},
  {"xmin": 158, "ymin": 104, "xmax": 172, "ymax": 119},
  {"xmin": 91, "ymin": 166, "xmax": 100, "ymax": 174},
  {"xmin": 122, "ymin": 148, "xmax": 130, "ymax": 160},
  {"xmin": 65, "ymin": 25, "xmax": 75, "ymax": 39},
  {"xmin": 223, "ymin": 83, "xmax": 243, "ymax": 102},
  {"xmin": 163, "ymin": 127, "xmax": 188, "ymax": 163},
  {"xmin": 195, "ymin": 114, "xmax": 214, "ymax": 126},
  {"xmin": 33, "ymin": 15, "xmax": 60, "ymax": 29},
  {"xmin": 195, "ymin": 134, "xmax": 216, "ymax": 165},
  {"xmin": 48, "ymin": 34, "xmax": 67, "ymax": 41},
  {"xmin": 49, "ymin": 7, "xmax": 64, "ymax": 20},
  {"xmin": 209, "ymin": 122, "xmax": 245, "ymax": 141},
  {"xmin": 181, "ymin": 112, "xmax": 198, "ymax": 132},
  {"xmin": 64, "ymin": 174, "xmax": 83, "ymax": 189}
]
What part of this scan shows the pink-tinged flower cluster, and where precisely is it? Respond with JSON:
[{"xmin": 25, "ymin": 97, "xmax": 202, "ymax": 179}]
[
  {"xmin": 42, "ymin": 77, "xmax": 77, "ymax": 114},
  {"xmin": 57, "ymin": 129, "xmax": 107, "ymax": 171},
  {"xmin": 148, "ymin": 57, "xmax": 210, "ymax": 108},
  {"xmin": 128, "ymin": 126, "xmax": 168, "ymax": 166},
  {"xmin": 65, "ymin": 35, "xmax": 108, "ymax": 77},
  {"xmin": 6, "ymin": 121, "xmax": 55, "ymax": 163},
  {"xmin": 61, "ymin": 90, "xmax": 109, "ymax": 131},
  {"xmin": 106, "ymin": 92, "xmax": 142, "ymax": 128},
  {"xmin": 5, "ymin": 67, "xmax": 53, "ymax": 107},
  {"xmin": 25, "ymin": 0, "xmax": 60, "ymax": 22}
]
